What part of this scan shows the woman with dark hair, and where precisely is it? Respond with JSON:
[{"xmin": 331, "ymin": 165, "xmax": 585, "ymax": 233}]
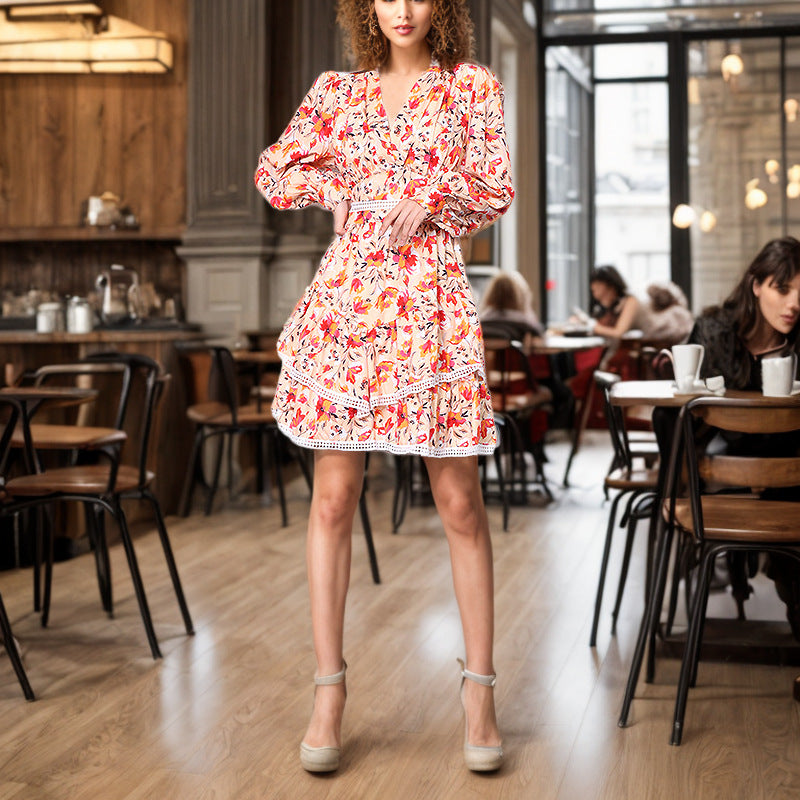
[
  {"xmin": 690, "ymin": 236, "xmax": 800, "ymax": 387},
  {"xmin": 587, "ymin": 264, "xmax": 641, "ymax": 338},
  {"xmin": 255, "ymin": 0, "xmax": 512, "ymax": 774},
  {"xmin": 662, "ymin": 237, "xmax": 800, "ymax": 630}
]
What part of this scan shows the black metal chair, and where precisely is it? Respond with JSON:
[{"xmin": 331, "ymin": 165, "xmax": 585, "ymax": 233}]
[
  {"xmin": 482, "ymin": 333, "xmax": 553, "ymax": 503},
  {"xmin": 3, "ymin": 355, "xmax": 193, "ymax": 660},
  {"xmin": 589, "ymin": 371, "xmax": 659, "ymax": 647},
  {"xmin": 175, "ymin": 343, "xmax": 295, "ymax": 522},
  {"xmin": 619, "ymin": 396, "xmax": 800, "ymax": 745},
  {"xmin": 0, "ymin": 397, "xmax": 35, "ymax": 700}
]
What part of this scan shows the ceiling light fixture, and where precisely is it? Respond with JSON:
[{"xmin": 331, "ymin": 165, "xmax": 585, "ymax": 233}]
[
  {"xmin": 671, "ymin": 203, "xmax": 696, "ymax": 229},
  {"xmin": 744, "ymin": 179, "xmax": 767, "ymax": 210},
  {"xmin": 0, "ymin": 0, "xmax": 172, "ymax": 73},
  {"xmin": 721, "ymin": 52, "xmax": 743, "ymax": 82}
]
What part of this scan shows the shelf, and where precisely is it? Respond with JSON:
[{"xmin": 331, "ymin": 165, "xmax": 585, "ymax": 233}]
[{"xmin": 0, "ymin": 226, "xmax": 185, "ymax": 243}]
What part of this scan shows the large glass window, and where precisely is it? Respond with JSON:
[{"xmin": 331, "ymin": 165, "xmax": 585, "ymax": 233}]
[
  {"xmin": 594, "ymin": 44, "xmax": 670, "ymax": 296},
  {"xmin": 545, "ymin": 46, "xmax": 592, "ymax": 323},
  {"xmin": 686, "ymin": 37, "xmax": 800, "ymax": 309},
  {"xmin": 543, "ymin": 2, "xmax": 800, "ymax": 37}
]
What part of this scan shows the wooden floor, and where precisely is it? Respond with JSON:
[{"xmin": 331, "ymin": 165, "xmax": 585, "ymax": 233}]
[{"xmin": 1, "ymin": 433, "xmax": 800, "ymax": 799}]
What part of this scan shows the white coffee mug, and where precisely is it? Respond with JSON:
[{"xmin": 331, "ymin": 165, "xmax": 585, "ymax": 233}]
[
  {"xmin": 660, "ymin": 343, "xmax": 705, "ymax": 393},
  {"xmin": 762, "ymin": 353, "xmax": 797, "ymax": 397}
]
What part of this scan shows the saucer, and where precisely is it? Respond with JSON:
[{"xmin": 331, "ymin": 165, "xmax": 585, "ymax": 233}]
[{"xmin": 672, "ymin": 379, "xmax": 724, "ymax": 398}]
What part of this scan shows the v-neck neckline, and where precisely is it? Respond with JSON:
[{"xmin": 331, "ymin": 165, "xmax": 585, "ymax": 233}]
[{"xmin": 374, "ymin": 64, "xmax": 433, "ymax": 127}]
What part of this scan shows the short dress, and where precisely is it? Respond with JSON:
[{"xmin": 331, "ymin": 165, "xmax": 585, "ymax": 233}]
[{"xmin": 254, "ymin": 62, "xmax": 514, "ymax": 457}]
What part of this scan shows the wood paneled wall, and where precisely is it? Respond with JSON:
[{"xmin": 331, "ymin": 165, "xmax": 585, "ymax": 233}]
[{"xmin": 0, "ymin": 0, "xmax": 187, "ymax": 235}]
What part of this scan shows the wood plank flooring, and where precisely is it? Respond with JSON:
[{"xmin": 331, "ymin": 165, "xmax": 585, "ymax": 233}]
[{"xmin": 1, "ymin": 433, "xmax": 799, "ymax": 799}]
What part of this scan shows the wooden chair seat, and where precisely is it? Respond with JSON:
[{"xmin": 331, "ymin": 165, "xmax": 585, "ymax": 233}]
[
  {"xmin": 6, "ymin": 464, "xmax": 153, "ymax": 496},
  {"xmin": 187, "ymin": 401, "xmax": 275, "ymax": 427},
  {"xmin": 487, "ymin": 368, "xmax": 528, "ymax": 387},
  {"xmin": 250, "ymin": 385, "xmax": 276, "ymax": 401},
  {"xmin": 605, "ymin": 465, "xmax": 660, "ymax": 492},
  {"xmin": 672, "ymin": 496, "xmax": 799, "ymax": 542},
  {"xmin": 490, "ymin": 386, "xmax": 552, "ymax": 413},
  {"xmin": 12, "ymin": 423, "xmax": 127, "ymax": 450}
]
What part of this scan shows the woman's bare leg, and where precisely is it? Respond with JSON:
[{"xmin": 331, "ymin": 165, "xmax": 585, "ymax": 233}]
[
  {"xmin": 303, "ymin": 449, "xmax": 366, "ymax": 749},
  {"xmin": 423, "ymin": 455, "xmax": 501, "ymax": 747}
]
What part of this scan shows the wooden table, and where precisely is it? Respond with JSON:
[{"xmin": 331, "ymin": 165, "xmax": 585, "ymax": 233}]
[
  {"xmin": 530, "ymin": 334, "xmax": 607, "ymax": 355},
  {"xmin": 0, "ymin": 386, "xmax": 98, "ymax": 470},
  {"xmin": 608, "ymin": 379, "xmax": 800, "ymax": 409}
]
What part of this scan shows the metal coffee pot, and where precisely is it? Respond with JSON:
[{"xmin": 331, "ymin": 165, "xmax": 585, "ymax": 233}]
[{"xmin": 95, "ymin": 264, "xmax": 140, "ymax": 325}]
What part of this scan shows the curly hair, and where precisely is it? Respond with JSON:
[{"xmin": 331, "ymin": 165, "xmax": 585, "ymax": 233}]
[{"xmin": 336, "ymin": 0, "xmax": 474, "ymax": 72}]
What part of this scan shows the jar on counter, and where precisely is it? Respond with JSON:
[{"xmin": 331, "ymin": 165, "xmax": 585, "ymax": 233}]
[
  {"xmin": 66, "ymin": 296, "xmax": 94, "ymax": 333},
  {"xmin": 36, "ymin": 301, "xmax": 65, "ymax": 333}
]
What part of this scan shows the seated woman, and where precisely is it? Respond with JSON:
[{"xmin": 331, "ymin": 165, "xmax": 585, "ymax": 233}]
[
  {"xmin": 479, "ymin": 270, "xmax": 544, "ymax": 340},
  {"xmin": 637, "ymin": 280, "xmax": 695, "ymax": 346},
  {"xmin": 572, "ymin": 264, "xmax": 642, "ymax": 380},
  {"xmin": 479, "ymin": 270, "xmax": 573, "ymax": 430},
  {"xmin": 691, "ymin": 236, "xmax": 800, "ymax": 390},
  {"xmin": 659, "ymin": 236, "xmax": 800, "ymax": 632},
  {"xmin": 586, "ymin": 265, "xmax": 641, "ymax": 339}
]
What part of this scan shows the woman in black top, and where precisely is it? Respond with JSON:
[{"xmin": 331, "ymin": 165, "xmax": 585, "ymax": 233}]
[
  {"xmin": 690, "ymin": 236, "xmax": 800, "ymax": 392},
  {"xmin": 670, "ymin": 237, "xmax": 800, "ymax": 630}
]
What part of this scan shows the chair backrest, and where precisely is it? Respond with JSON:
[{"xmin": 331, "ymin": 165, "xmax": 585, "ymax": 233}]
[
  {"xmin": 82, "ymin": 352, "xmax": 166, "ymax": 483},
  {"xmin": 687, "ymin": 398, "xmax": 800, "ymax": 490},
  {"xmin": 135, "ymin": 373, "xmax": 171, "ymax": 485},
  {"xmin": 680, "ymin": 396, "xmax": 800, "ymax": 538},
  {"xmin": 483, "ymin": 337, "xmax": 538, "ymax": 389},
  {"xmin": 30, "ymin": 361, "xmax": 131, "ymax": 429},
  {"xmin": 594, "ymin": 370, "xmax": 633, "ymax": 472},
  {"xmin": 173, "ymin": 342, "xmax": 241, "ymax": 423},
  {"xmin": 0, "ymin": 397, "xmax": 21, "ymax": 480}
]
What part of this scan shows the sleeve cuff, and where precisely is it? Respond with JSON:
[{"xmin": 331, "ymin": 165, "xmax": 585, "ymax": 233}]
[{"xmin": 322, "ymin": 177, "xmax": 349, "ymax": 209}]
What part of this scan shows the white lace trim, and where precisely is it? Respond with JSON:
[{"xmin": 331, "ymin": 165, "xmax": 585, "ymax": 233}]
[
  {"xmin": 276, "ymin": 420, "xmax": 497, "ymax": 458},
  {"xmin": 350, "ymin": 199, "xmax": 397, "ymax": 213},
  {"xmin": 282, "ymin": 360, "xmax": 487, "ymax": 411}
]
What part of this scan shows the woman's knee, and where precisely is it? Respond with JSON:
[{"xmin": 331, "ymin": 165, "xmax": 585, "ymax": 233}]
[
  {"xmin": 436, "ymin": 486, "xmax": 485, "ymax": 535},
  {"xmin": 312, "ymin": 481, "xmax": 362, "ymax": 528}
]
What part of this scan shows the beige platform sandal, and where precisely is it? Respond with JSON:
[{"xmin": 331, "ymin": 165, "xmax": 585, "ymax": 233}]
[
  {"xmin": 299, "ymin": 661, "xmax": 347, "ymax": 773},
  {"xmin": 457, "ymin": 658, "xmax": 504, "ymax": 772}
]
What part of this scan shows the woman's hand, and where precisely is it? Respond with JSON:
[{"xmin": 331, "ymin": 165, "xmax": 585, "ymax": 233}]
[
  {"xmin": 379, "ymin": 199, "xmax": 428, "ymax": 247},
  {"xmin": 333, "ymin": 200, "xmax": 350, "ymax": 236}
]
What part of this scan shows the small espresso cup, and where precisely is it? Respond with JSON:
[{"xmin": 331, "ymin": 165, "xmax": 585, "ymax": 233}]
[
  {"xmin": 762, "ymin": 353, "xmax": 797, "ymax": 397},
  {"xmin": 660, "ymin": 343, "xmax": 705, "ymax": 394}
]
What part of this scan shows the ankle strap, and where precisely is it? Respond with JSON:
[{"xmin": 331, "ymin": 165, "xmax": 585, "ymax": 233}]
[
  {"xmin": 457, "ymin": 658, "xmax": 497, "ymax": 687},
  {"xmin": 314, "ymin": 660, "xmax": 347, "ymax": 686}
]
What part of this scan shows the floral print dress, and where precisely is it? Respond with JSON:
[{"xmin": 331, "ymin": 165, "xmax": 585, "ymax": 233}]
[{"xmin": 254, "ymin": 62, "xmax": 514, "ymax": 457}]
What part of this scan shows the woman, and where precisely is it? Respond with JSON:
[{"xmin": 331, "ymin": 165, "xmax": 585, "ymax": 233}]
[
  {"xmin": 637, "ymin": 280, "xmax": 694, "ymax": 345},
  {"xmin": 479, "ymin": 270, "xmax": 544, "ymax": 339},
  {"xmin": 254, "ymin": 0, "xmax": 512, "ymax": 774},
  {"xmin": 587, "ymin": 264, "xmax": 640, "ymax": 339},
  {"xmin": 665, "ymin": 237, "xmax": 800, "ymax": 630},
  {"xmin": 690, "ymin": 236, "xmax": 800, "ymax": 389}
]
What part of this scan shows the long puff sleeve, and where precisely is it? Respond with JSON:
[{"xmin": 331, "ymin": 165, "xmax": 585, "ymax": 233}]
[
  {"xmin": 402, "ymin": 65, "xmax": 514, "ymax": 236},
  {"xmin": 254, "ymin": 71, "xmax": 349, "ymax": 212}
]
